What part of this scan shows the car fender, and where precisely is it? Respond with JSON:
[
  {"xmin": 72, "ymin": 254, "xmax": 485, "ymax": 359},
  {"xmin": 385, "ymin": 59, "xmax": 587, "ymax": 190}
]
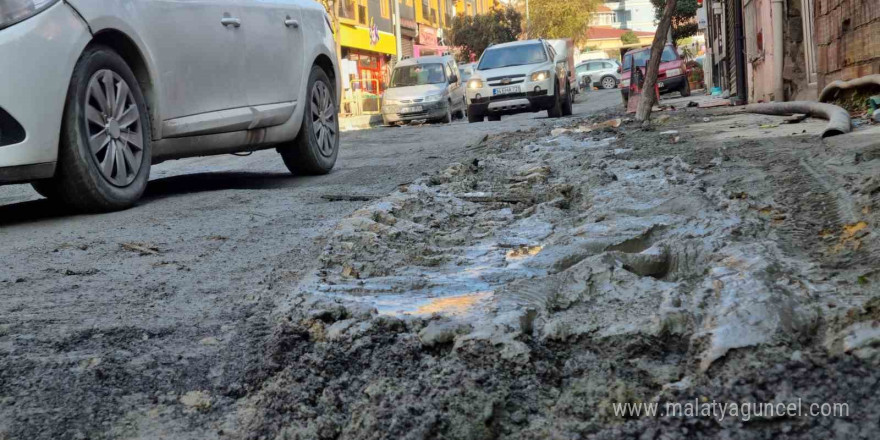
[
  {"xmin": 0, "ymin": 1, "xmax": 93, "ymax": 169},
  {"xmin": 65, "ymin": 1, "xmax": 164, "ymax": 140}
]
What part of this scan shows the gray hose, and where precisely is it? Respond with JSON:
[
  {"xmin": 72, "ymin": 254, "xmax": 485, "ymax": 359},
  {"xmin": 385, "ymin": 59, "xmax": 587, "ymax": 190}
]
[
  {"xmin": 818, "ymin": 74, "xmax": 880, "ymax": 103},
  {"xmin": 744, "ymin": 101, "xmax": 851, "ymax": 138}
]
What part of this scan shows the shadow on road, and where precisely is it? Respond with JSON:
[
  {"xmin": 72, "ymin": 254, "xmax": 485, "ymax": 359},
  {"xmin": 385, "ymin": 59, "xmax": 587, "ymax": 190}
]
[
  {"xmin": 142, "ymin": 171, "xmax": 296, "ymax": 200},
  {"xmin": 0, "ymin": 171, "xmax": 297, "ymax": 227}
]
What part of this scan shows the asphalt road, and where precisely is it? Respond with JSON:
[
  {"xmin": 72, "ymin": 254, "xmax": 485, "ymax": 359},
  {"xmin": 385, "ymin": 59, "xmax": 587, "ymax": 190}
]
[{"xmin": 0, "ymin": 89, "xmax": 621, "ymax": 439}]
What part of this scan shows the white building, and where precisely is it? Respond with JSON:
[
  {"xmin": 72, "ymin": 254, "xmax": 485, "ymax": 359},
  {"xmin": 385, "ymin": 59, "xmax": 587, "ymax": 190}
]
[{"xmin": 600, "ymin": 0, "xmax": 657, "ymax": 32}]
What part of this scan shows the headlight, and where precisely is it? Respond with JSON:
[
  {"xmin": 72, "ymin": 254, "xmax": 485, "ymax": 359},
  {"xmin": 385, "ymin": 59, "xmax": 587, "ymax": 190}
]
[
  {"xmin": 666, "ymin": 68, "xmax": 682, "ymax": 77},
  {"xmin": 424, "ymin": 93, "xmax": 444, "ymax": 103},
  {"xmin": 0, "ymin": 0, "xmax": 59, "ymax": 30},
  {"xmin": 530, "ymin": 70, "xmax": 551, "ymax": 82},
  {"xmin": 383, "ymin": 99, "xmax": 399, "ymax": 106},
  {"xmin": 467, "ymin": 79, "xmax": 483, "ymax": 89},
  {"xmin": 621, "ymin": 79, "xmax": 630, "ymax": 87}
]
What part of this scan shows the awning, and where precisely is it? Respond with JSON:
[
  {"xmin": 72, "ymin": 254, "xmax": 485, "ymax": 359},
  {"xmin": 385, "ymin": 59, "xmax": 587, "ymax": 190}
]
[{"xmin": 339, "ymin": 23, "xmax": 397, "ymax": 56}]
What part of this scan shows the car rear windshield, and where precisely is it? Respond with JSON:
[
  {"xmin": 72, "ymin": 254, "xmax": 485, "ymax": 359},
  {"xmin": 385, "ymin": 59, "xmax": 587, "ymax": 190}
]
[
  {"xmin": 623, "ymin": 46, "xmax": 677, "ymax": 70},
  {"xmin": 478, "ymin": 43, "xmax": 547, "ymax": 70},
  {"xmin": 389, "ymin": 64, "xmax": 447, "ymax": 87}
]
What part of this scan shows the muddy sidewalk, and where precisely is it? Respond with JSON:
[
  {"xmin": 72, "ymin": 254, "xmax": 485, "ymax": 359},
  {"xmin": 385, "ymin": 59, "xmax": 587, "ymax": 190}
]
[{"xmin": 210, "ymin": 104, "xmax": 880, "ymax": 439}]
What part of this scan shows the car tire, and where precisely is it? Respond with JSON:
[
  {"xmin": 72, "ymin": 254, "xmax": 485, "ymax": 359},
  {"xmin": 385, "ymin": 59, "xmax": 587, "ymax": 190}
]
[
  {"xmin": 601, "ymin": 76, "xmax": 617, "ymax": 89},
  {"xmin": 40, "ymin": 45, "xmax": 152, "ymax": 212},
  {"xmin": 547, "ymin": 82, "xmax": 564, "ymax": 118},
  {"xmin": 562, "ymin": 83, "xmax": 573, "ymax": 116},
  {"xmin": 279, "ymin": 65, "xmax": 339, "ymax": 175},
  {"xmin": 680, "ymin": 80, "xmax": 691, "ymax": 97},
  {"xmin": 488, "ymin": 115, "xmax": 501, "ymax": 122},
  {"xmin": 468, "ymin": 112, "xmax": 483, "ymax": 123}
]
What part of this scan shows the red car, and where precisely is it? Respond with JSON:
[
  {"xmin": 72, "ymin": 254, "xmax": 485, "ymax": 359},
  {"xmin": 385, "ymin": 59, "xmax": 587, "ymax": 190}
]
[{"xmin": 620, "ymin": 44, "xmax": 690, "ymax": 106}]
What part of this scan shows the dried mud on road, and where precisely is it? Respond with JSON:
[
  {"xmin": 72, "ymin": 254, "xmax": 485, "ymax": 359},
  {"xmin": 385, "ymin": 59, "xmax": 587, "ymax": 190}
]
[{"xmin": 226, "ymin": 110, "xmax": 880, "ymax": 439}]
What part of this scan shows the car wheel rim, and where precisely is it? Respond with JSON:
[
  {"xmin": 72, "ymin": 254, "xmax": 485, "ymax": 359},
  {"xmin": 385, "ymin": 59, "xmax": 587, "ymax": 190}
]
[
  {"xmin": 84, "ymin": 69, "xmax": 143, "ymax": 187},
  {"xmin": 603, "ymin": 77, "xmax": 615, "ymax": 89},
  {"xmin": 311, "ymin": 80, "xmax": 337, "ymax": 158}
]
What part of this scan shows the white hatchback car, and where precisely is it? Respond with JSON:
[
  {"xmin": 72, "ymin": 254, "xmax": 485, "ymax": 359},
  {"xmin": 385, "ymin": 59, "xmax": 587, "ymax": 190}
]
[
  {"xmin": 465, "ymin": 39, "xmax": 572, "ymax": 123},
  {"xmin": 0, "ymin": 0, "xmax": 339, "ymax": 211}
]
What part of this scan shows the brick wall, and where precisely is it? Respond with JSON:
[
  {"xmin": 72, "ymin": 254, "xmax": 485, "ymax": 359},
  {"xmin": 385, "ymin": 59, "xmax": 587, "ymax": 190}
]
[{"xmin": 814, "ymin": 0, "xmax": 880, "ymax": 90}]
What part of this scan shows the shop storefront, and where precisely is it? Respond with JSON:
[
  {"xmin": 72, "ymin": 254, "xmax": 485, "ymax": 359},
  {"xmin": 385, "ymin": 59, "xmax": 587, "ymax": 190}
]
[
  {"xmin": 399, "ymin": 18, "xmax": 418, "ymax": 59},
  {"xmin": 338, "ymin": 22, "xmax": 397, "ymax": 114}
]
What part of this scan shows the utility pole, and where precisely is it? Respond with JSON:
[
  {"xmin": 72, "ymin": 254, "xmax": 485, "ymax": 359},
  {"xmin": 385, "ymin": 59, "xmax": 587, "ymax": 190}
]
[{"xmin": 394, "ymin": 0, "xmax": 402, "ymax": 62}]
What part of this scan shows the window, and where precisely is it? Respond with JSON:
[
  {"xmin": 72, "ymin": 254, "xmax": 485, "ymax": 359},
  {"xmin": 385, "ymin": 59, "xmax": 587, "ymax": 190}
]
[
  {"xmin": 623, "ymin": 46, "xmax": 677, "ymax": 71},
  {"xmin": 340, "ymin": 0, "xmax": 356, "ymax": 20},
  {"xmin": 390, "ymin": 63, "xmax": 447, "ymax": 87},
  {"xmin": 380, "ymin": 0, "xmax": 389, "ymax": 19},
  {"xmin": 358, "ymin": 4, "xmax": 367, "ymax": 24},
  {"xmin": 478, "ymin": 43, "xmax": 549, "ymax": 70}
]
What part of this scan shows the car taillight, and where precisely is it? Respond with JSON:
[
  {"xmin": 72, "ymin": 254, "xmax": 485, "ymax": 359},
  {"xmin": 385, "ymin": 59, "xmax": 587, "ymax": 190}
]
[{"xmin": 617, "ymin": 67, "xmax": 621, "ymax": 74}]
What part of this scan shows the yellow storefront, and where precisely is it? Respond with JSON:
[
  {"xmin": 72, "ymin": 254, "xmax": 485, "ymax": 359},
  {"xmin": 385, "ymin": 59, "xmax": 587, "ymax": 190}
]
[{"xmin": 338, "ymin": 23, "xmax": 397, "ymax": 95}]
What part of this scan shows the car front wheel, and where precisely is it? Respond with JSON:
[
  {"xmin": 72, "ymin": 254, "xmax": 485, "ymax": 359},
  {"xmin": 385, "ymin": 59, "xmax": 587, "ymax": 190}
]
[
  {"xmin": 279, "ymin": 65, "xmax": 339, "ymax": 175},
  {"xmin": 37, "ymin": 45, "xmax": 152, "ymax": 212}
]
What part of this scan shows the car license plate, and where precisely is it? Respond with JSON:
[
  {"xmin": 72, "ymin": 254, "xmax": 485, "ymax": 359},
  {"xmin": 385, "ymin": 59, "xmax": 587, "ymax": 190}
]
[
  {"xmin": 400, "ymin": 106, "xmax": 423, "ymax": 113},
  {"xmin": 493, "ymin": 86, "xmax": 519, "ymax": 96},
  {"xmin": 658, "ymin": 81, "xmax": 665, "ymax": 88}
]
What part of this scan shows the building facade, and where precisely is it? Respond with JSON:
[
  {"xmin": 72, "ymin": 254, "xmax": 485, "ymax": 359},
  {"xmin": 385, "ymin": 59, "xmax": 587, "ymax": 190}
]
[
  {"xmin": 329, "ymin": 0, "xmax": 497, "ymax": 97},
  {"xmin": 600, "ymin": 0, "xmax": 658, "ymax": 32},
  {"xmin": 703, "ymin": 0, "xmax": 877, "ymax": 104}
]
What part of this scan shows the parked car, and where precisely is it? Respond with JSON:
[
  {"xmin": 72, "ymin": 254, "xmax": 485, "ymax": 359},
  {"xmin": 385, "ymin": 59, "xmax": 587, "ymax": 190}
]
[
  {"xmin": 381, "ymin": 55, "xmax": 466, "ymax": 125},
  {"xmin": 458, "ymin": 62, "xmax": 477, "ymax": 84},
  {"xmin": 466, "ymin": 39, "xmax": 573, "ymax": 123},
  {"xmin": 382, "ymin": 55, "xmax": 467, "ymax": 125},
  {"xmin": 575, "ymin": 59, "xmax": 621, "ymax": 90},
  {"xmin": 0, "ymin": 0, "xmax": 340, "ymax": 212},
  {"xmin": 620, "ymin": 44, "xmax": 690, "ymax": 106},
  {"xmin": 548, "ymin": 39, "xmax": 578, "ymax": 95}
]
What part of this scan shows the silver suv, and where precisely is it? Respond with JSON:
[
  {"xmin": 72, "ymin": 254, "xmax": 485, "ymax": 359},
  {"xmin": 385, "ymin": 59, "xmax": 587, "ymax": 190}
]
[
  {"xmin": 465, "ymin": 39, "xmax": 573, "ymax": 122},
  {"xmin": 576, "ymin": 59, "xmax": 621, "ymax": 90}
]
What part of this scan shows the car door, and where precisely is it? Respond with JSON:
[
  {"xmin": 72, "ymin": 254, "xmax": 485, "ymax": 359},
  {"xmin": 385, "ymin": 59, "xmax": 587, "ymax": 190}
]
[
  {"xmin": 238, "ymin": 0, "xmax": 303, "ymax": 109},
  {"xmin": 130, "ymin": 0, "xmax": 247, "ymax": 121},
  {"xmin": 447, "ymin": 60, "xmax": 465, "ymax": 111}
]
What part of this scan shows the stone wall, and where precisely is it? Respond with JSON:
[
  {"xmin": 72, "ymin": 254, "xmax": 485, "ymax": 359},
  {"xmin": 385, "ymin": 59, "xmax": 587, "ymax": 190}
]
[{"xmin": 814, "ymin": 0, "xmax": 880, "ymax": 90}]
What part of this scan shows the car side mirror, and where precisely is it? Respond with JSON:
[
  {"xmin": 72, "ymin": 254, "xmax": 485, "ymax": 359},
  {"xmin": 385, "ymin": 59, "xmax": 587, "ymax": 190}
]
[{"xmin": 449, "ymin": 75, "xmax": 458, "ymax": 84}]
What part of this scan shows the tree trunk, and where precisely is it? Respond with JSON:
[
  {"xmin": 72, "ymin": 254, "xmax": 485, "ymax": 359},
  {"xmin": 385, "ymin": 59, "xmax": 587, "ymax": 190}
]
[{"xmin": 635, "ymin": 0, "xmax": 678, "ymax": 122}]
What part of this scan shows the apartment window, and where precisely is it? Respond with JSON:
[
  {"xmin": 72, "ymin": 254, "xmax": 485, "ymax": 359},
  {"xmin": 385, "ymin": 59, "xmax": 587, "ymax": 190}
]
[
  {"xmin": 380, "ymin": 0, "xmax": 389, "ymax": 19},
  {"xmin": 340, "ymin": 0, "xmax": 356, "ymax": 20},
  {"xmin": 358, "ymin": 4, "xmax": 367, "ymax": 24},
  {"xmin": 421, "ymin": 0, "xmax": 430, "ymax": 19}
]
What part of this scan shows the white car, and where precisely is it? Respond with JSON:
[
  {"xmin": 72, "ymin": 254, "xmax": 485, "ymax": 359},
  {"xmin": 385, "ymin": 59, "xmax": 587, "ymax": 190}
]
[
  {"xmin": 575, "ymin": 59, "xmax": 621, "ymax": 90},
  {"xmin": 0, "ymin": 0, "xmax": 339, "ymax": 211},
  {"xmin": 465, "ymin": 39, "xmax": 573, "ymax": 123}
]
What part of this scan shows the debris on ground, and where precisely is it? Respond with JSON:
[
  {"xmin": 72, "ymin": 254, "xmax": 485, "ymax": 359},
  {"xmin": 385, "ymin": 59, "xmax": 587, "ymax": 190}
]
[
  {"xmin": 227, "ymin": 107, "xmax": 880, "ymax": 439},
  {"xmin": 119, "ymin": 242, "xmax": 161, "ymax": 256}
]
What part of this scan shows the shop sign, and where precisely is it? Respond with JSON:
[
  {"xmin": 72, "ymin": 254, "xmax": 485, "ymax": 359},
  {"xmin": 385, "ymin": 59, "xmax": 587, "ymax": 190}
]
[{"xmin": 418, "ymin": 25, "xmax": 438, "ymax": 46}]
